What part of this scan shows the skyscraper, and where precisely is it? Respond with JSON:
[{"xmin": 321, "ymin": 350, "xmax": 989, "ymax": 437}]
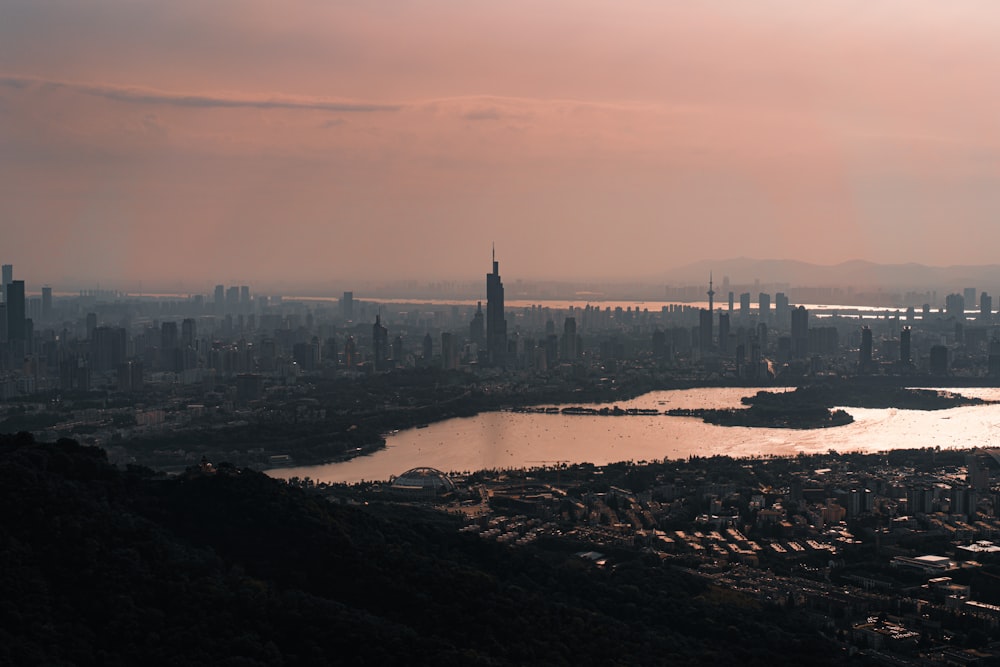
[
  {"xmin": 41, "ymin": 286, "xmax": 52, "ymax": 320},
  {"xmin": 900, "ymin": 326, "xmax": 911, "ymax": 365},
  {"xmin": 341, "ymin": 291, "xmax": 354, "ymax": 320},
  {"xmin": 790, "ymin": 306, "xmax": 808, "ymax": 359},
  {"xmin": 486, "ymin": 248, "xmax": 507, "ymax": 367},
  {"xmin": 859, "ymin": 326, "xmax": 873, "ymax": 373},
  {"xmin": 6, "ymin": 280, "xmax": 25, "ymax": 341},
  {"xmin": 1, "ymin": 264, "xmax": 11, "ymax": 303},
  {"xmin": 758, "ymin": 293, "xmax": 770, "ymax": 321},
  {"xmin": 470, "ymin": 301, "xmax": 485, "ymax": 347},
  {"xmin": 214, "ymin": 285, "xmax": 225, "ymax": 315},
  {"xmin": 373, "ymin": 315, "xmax": 389, "ymax": 371}
]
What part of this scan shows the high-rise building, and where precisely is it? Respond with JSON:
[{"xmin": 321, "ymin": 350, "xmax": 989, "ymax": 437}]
[
  {"xmin": 945, "ymin": 293, "xmax": 965, "ymax": 320},
  {"xmin": 343, "ymin": 336, "xmax": 357, "ymax": 367},
  {"xmin": 1, "ymin": 264, "xmax": 11, "ymax": 303},
  {"xmin": 372, "ymin": 315, "xmax": 389, "ymax": 371},
  {"xmin": 225, "ymin": 286, "xmax": 240, "ymax": 313},
  {"xmin": 341, "ymin": 291, "xmax": 354, "ymax": 320},
  {"xmin": 698, "ymin": 309, "xmax": 713, "ymax": 353},
  {"xmin": 900, "ymin": 327, "xmax": 911, "ymax": 365},
  {"xmin": 790, "ymin": 306, "xmax": 808, "ymax": 358},
  {"xmin": 859, "ymin": 326, "xmax": 873, "ymax": 373},
  {"xmin": 6, "ymin": 280, "xmax": 25, "ymax": 341},
  {"xmin": 214, "ymin": 285, "xmax": 225, "ymax": 313},
  {"xmin": 981, "ymin": 292, "xmax": 993, "ymax": 322},
  {"xmin": 561, "ymin": 317, "xmax": 578, "ymax": 360},
  {"xmin": 718, "ymin": 312, "xmax": 730, "ymax": 354},
  {"xmin": 929, "ymin": 344, "xmax": 949, "ymax": 376},
  {"xmin": 92, "ymin": 326, "xmax": 127, "ymax": 372},
  {"xmin": 964, "ymin": 287, "xmax": 977, "ymax": 311},
  {"xmin": 775, "ymin": 292, "xmax": 789, "ymax": 326},
  {"xmin": 739, "ymin": 293, "xmax": 751, "ymax": 320},
  {"xmin": 470, "ymin": 301, "xmax": 485, "ymax": 347},
  {"xmin": 41, "ymin": 286, "xmax": 52, "ymax": 320},
  {"xmin": 758, "ymin": 293, "xmax": 770, "ymax": 320},
  {"xmin": 486, "ymin": 249, "xmax": 507, "ymax": 367},
  {"xmin": 441, "ymin": 332, "xmax": 458, "ymax": 370},
  {"xmin": 421, "ymin": 333, "xmax": 433, "ymax": 361},
  {"xmin": 181, "ymin": 318, "xmax": 197, "ymax": 348}
]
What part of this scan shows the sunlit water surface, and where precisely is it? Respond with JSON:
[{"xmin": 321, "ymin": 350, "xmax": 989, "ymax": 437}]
[{"xmin": 267, "ymin": 387, "xmax": 1000, "ymax": 484}]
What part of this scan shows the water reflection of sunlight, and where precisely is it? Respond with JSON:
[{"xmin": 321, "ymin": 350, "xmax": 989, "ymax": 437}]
[{"xmin": 267, "ymin": 387, "xmax": 1000, "ymax": 484}]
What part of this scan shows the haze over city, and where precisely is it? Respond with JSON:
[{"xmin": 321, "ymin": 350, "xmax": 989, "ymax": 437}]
[{"xmin": 3, "ymin": 2, "xmax": 1000, "ymax": 291}]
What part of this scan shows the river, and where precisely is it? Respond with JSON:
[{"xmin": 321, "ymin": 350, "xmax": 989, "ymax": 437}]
[{"xmin": 266, "ymin": 387, "xmax": 1000, "ymax": 484}]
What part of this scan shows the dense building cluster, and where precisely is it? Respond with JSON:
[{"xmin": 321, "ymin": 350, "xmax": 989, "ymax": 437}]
[{"xmin": 338, "ymin": 448, "xmax": 1000, "ymax": 662}]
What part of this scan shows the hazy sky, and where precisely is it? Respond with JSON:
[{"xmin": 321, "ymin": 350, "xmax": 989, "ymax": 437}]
[{"xmin": 3, "ymin": 1, "xmax": 1000, "ymax": 290}]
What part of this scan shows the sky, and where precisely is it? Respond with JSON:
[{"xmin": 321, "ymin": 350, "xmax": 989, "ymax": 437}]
[{"xmin": 2, "ymin": 1, "xmax": 1000, "ymax": 291}]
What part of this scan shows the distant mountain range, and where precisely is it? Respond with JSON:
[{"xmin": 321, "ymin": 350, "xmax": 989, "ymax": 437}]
[{"xmin": 664, "ymin": 258, "xmax": 1000, "ymax": 292}]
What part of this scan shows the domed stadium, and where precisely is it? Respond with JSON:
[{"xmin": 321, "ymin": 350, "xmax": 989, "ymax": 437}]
[{"xmin": 390, "ymin": 467, "xmax": 455, "ymax": 494}]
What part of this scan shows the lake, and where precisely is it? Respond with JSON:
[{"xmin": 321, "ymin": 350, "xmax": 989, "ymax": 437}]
[{"xmin": 266, "ymin": 387, "xmax": 1000, "ymax": 484}]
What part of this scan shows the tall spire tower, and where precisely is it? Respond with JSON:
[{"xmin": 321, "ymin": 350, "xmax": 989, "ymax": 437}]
[
  {"xmin": 486, "ymin": 245, "xmax": 507, "ymax": 367},
  {"xmin": 707, "ymin": 272, "xmax": 715, "ymax": 313}
]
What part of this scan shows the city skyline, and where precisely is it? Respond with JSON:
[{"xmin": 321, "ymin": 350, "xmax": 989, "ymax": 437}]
[{"xmin": 4, "ymin": 3, "xmax": 1000, "ymax": 287}]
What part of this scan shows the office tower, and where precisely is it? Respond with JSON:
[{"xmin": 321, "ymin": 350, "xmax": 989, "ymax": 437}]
[
  {"xmin": 775, "ymin": 292, "xmax": 789, "ymax": 326},
  {"xmin": 486, "ymin": 248, "xmax": 507, "ymax": 367},
  {"xmin": 945, "ymin": 293, "xmax": 965, "ymax": 320},
  {"xmin": 41, "ymin": 286, "xmax": 52, "ymax": 320},
  {"xmin": 391, "ymin": 335, "xmax": 404, "ymax": 363},
  {"xmin": 1, "ymin": 264, "xmax": 11, "ymax": 303},
  {"xmin": 92, "ymin": 326, "xmax": 127, "ymax": 372},
  {"xmin": 0, "ymin": 304, "xmax": 6, "ymax": 343},
  {"xmin": 929, "ymin": 344, "xmax": 949, "ymax": 376},
  {"xmin": 900, "ymin": 326, "xmax": 911, "ymax": 364},
  {"xmin": 214, "ymin": 285, "xmax": 225, "ymax": 314},
  {"xmin": 421, "ymin": 333, "xmax": 433, "ymax": 361},
  {"xmin": 968, "ymin": 452, "xmax": 991, "ymax": 492},
  {"xmin": 343, "ymin": 336, "xmax": 357, "ymax": 367},
  {"xmin": 240, "ymin": 285, "xmax": 250, "ymax": 312},
  {"xmin": 758, "ymin": 293, "xmax": 770, "ymax": 320},
  {"xmin": 790, "ymin": 306, "xmax": 808, "ymax": 358},
  {"xmin": 739, "ymin": 293, "xmax": 750, "ymax": 320},
  {"xmin": 698, "ymin": 309, "xmax": 713, "ymax": 352},
  {"xmin": 161, "ymin": 321, "xmax": 179, "ymax": 351},
  {"xmin": 441, "ymin": 332, "xmax": 458, "ymax": 370},
  {"xmin": 225, "ymin": 286, "xmax": 240, "ymax": 313},
  {"xmin": 981, "ymin": 292, "xmax": 992, "ymax": 322},
  {"xmin": 727, "ymin": 292, "xmax": 734, "ymax": 312},
  {"xmin": 561, "ymin": 317, "xmax": 578, "ymax": 360},
  {"xmin": 964, "ymin": 287, "xmax": 977, "ymax": 311},
  {"xmin": 652, "ymin": 329, "xmax": 667, "ymax": 359},
  {"xmin": 341, "ymin": 291, "xmax": 354, "ymax": 320},
  {"xmin": 372, "ymin": 315, "xmax": 388, "ymax": 371},
  {"xmin": 718, "ymin": 312, "xmax": 730, "ymax": 354},
  {"xmin": 6, "ymin": 280, "xmax": 25, "ymax": 341},
  {"xmin": 470, "ymin": 301, "xmax": 485, "ymax": 346},
  {"xmin": 859, "ymin": 326, "xmax": 873, "ymax": 373},
  {"xmin": 181, "ymin": 318, "xmax": 197, "ymax": 348}
]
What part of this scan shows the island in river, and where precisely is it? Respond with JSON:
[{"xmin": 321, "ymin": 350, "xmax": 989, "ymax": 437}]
[
  {"xmin": 667, "ymin": 384, "xmax": 993, "ymax": 429},
  {"xmin": 519, "ymin": 384, "xmax": 996, "ymax": 430}
]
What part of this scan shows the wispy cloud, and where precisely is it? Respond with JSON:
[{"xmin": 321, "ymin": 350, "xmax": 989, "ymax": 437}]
[{"xmin": 0, "ymin": 75, "xmax": 401, "ymax": 113}]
